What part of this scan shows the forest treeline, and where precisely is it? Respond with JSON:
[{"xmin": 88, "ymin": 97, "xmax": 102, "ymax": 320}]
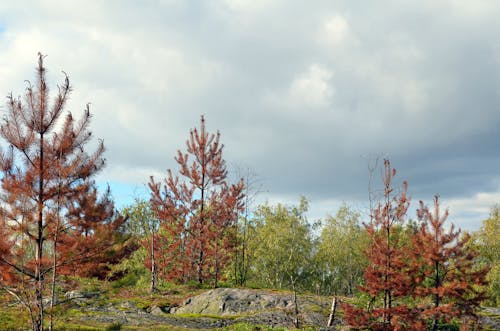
[{"xmin": 0, "ymin": 55, "xmax": 498, "ymax": 331}]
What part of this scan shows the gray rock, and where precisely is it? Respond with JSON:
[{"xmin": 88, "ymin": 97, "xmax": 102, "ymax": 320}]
[
  {"xmin": 119, "ymin": 301, "xmax": 137, "ymax": 311},
  {"xmin": 150, "ymin": 306, "xmax": 166, "ymax": 316},
  {"xmin": 64, "ymin": 290, "xmax": 99, "ymax": 300},
  {"xmin": 174, "ymin": 288, "xmax": 299, "ymax": 316}
]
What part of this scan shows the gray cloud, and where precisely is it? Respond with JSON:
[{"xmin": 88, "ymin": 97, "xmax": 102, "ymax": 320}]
[{"xmin": 0, "ymin": 0, "xmax": 499, "ymax": 229}]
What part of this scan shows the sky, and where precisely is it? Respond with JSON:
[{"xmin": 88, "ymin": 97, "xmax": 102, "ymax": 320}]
[{"xmin": 0, "ymin": 1, "xmax": 499, "ymax": 230}]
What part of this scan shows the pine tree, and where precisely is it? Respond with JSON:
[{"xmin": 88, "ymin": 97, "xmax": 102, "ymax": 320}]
[
  {"xmin": 411, "ymin": 196, "xmax": 489, "ymax": 330},
  {"xmin": 342, "ymin": 160, "xmax": 414, "ymax": 330},
  {"xmin": 149, "ymin": 115, "xmax": 244, "ymax": 285},
  {"xmin": 0, "ymin": 54, "xmax": 106, "ymax": 331},
  {"xmin": 57, "ymin": 181, "xmax": 128, "ymax": 279}
]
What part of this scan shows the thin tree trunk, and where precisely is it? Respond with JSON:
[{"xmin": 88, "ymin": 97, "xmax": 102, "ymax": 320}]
[
  {"xmin": 198, "ymin": 168, "xmax": 205, "ymax": 285},
  {"xmin": 384, "ymin": 222, "xmax": 391, "ymax": 328},
  {"xmin": 241, "ymin": 205, "xmax": 248, "ymax": 286},
  {"xmin": 432, "ymin": 260, "xmax": 440, "ymax": 331},
  {"xmin": 291, "ymin": 276, "xmax": 299, "ymax": 329},
  {"xmin": 49, "ymin": 233, "xmax": 57, "ymax": 331},
  {"xmin": 50, "ymin": 158, "xmax": 63, "ymax": 331},
  {"xmin": 327, "ymin": 296, "xmax": 337, "ymax": 327},
  {"xmin": 198, "ymin": 244, "xmax": 204, "ymax": 284},
  {"xmin": 233, "ymin": 224, "xmax": 238, "ymax": 284},
  {"xmin": 214, "ymin": 240, "xmax": 219, "ymax": 288},
  {"xmin": 35, "ymin": 132, "xmax": 45, "ymax": 331},
  {"xmin": 150, "ymin": 233, "xmax": 156, "ymax": 295}
]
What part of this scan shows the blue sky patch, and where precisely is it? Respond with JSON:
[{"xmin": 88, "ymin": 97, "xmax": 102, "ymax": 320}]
[{"xmin": 97, "ymin": 181, "xmax": 149, "ymax": 210}]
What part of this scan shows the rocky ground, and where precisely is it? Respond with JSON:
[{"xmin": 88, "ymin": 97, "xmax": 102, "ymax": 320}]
[
  {"xmin": 64, "ymin": 288, "xmax": 499, "ymax": 330},
  {"xmin": 65, "ymin": 288, "xmax": 338, "ymax": 330}
]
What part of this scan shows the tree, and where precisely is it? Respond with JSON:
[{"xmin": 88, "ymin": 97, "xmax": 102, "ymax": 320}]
[
  {"xmin": 342, "ymin": 162, "xmax": 490, "ymax": 330},
  {"xmin": 0, "ymin": 219, "xmax": 13, "ymax": 281},
  {"xmin": 247, "ymin": 197, "xmax": 313, "ymax": 328},
  {"xmin": 232, "ymin": 166, "xmax": 261, "ymax": 287},
  {"xmin": 149, "ymin": 115, "xmax": 244, "ymax": 286},
  {"xmin": 121, "ymin": 199, "xmax": 159, "ymax": 293},
  {"xmin": 248, "ymin": 197, "xmax": 313, "ymax": 290},
  {"xmin": 57, "ymin": 181, "xmax": 128, "ymax": 279},
  {"xmin": 313, "ymin": 204, "xmax": 369, "ymax": 296},
  {"xmin": 411, "ymin": 196, "xmax": 489, "ymax": 329},
  {"xmin": 0, "ymin": 54, "xmax": 106, "ymax": 331},
  {"xmin": 342, "ymin": 160, "xmax": 413, "ymax": 330},
  {"xmin": 473, "ymin": 206, "xmax": 500, "ymax": 307}
]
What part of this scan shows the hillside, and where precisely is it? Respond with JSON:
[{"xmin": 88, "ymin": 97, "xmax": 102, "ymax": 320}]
[{"xmin": 2, "ymin": 285, "xmax": 499, "ymax": 330}]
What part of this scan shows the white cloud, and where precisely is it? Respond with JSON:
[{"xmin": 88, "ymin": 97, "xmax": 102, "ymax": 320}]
[
  {"xmin": 289, "ymin": 64, "xmax": 334, "ymax": 109},
  {"xmin": 263, "ymin": 63, "xmax": 334, "ymax": 119},
  {"xmin": 320, "ymin": 15, "xmax": 350, "ymax": 46},
  {"xmin": 445, "ymin": 191, "xmax": 500, "ymax": 216}
]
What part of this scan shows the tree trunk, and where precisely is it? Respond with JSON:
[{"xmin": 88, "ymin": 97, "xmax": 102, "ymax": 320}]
[
  {"xmin": 49, "ymin": 232, "xmax": 58, "ymax": 331},
  {"xmin": 241, "ymin": 212, "xmax": 248, "ymax": 286},
  {"xmin": 35, "ymin": 132, "xmax": 45, "ymax": 331},
  {"xmin": 327, "ymin": 296, "xmax": 337, "ymax": 327},
  {"xmin": 291, "ymin": 276, "xmax": 299, "ymax": 329},
  {"xmin": 432, "ymin": 260, "xmax": 440, "ymax": 331},
  {"xmin": 384, "ymin": 224, "xmax": 391, "ymax": 328},
  {"xmin": 198, "ymin": 249, "xmax": 204, "ymax": 284},
  {"xmin": 150, "ymin": 233, "xmax": 156, "ymax": 295},
  {"xmin": 214, "ymin": 240, "xmax": 219, "ymax": 288},
  {"xmin": 198, "ymin": 167, "xmax": 205, "ymax": 285}
]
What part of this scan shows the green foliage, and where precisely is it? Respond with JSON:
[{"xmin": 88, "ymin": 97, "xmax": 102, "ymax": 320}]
[
  {"xmin": 313, "ymin": 204, "xmax": 369, "ymax": 295},
  {"xmin": 486, "ymin": 265, "xmax": 500, "ymax": 307},
  {"xmin": 0, "ymin": 307, "xmax": 30, "ymax": 330},
  {"xmin": 121, "ymin": 199, "xmax": 158, "ymax": 238},
  {"xmin": 473, "ymin": 206, "xmax": 500, "ymax": 307},
  {"xmin": 108, "ymin": 246, "xmax": 149, "ymax": 289},
  {"xmin": 247, "ymin": 196, "xmax": 313, "ymax": 290},
  {"xmin": 64, "ymin": 276, "xmax": 104, "ymax": 293},
  {"xmin": 105, "ymin": 323, "xmax": 122, "ymax": 331}
]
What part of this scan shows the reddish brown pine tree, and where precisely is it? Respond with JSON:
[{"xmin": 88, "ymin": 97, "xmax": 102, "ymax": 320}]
[
  {"xmin": 149, "ymin": 115, "xmax": 244, "ymax": 286},
  {"xmin": 342, "ymin": 160, "xmax": 414, "ymax": 330},
  {"xmin": 0, "ymin": 54, "xmax": 105, "ymax": 331},
  {"xmin": 206, "ymin": 182, "xmax": 244, "ymax": 287},
  {"xmin": 410, "ymin": 196, "xmax": 489, "ymax": 330},
  {"xmin": 0, "ymin": 217, "xmax": 14, "ymax": 284},
  {"xmin": 57, "ymin": 181, "xmax": 129, "ymax": 279}
]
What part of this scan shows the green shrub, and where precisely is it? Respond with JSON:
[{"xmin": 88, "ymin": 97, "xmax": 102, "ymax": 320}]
[{"xmin": 105, "ymin": 322, "xmax": 122, "ymax": 331}]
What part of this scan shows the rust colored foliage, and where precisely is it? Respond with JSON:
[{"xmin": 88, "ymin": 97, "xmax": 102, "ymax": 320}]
[
  {"xmin": 0, "ymin": 220, "xmax": 14, "ymax": 283},
  {"xmin": 149, "ymin": 115, "xmax": 244, "ymax": 286},
  {"xmin": 57, "ymin": 181, "xmax": 129, "ymax": 279},
  {"xmin": 342, "ymin": 161, "xmax": 489, "ymax": 330},
  {"xmin": 342, "ymin": 160, "xmax": 415, "ymax": 330},
  {"xmin": 0, "ymin": 54, "xmax": 120, "ymax": 330},
  {"xmin": 410, "ymin": 196, "xmax": 489, "ymax": 330}
]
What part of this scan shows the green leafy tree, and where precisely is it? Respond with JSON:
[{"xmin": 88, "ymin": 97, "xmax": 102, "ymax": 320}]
[
  {"xmin": 473, "ymin": 206, "xmax": 500, "ymax": 307},
  {"xmin": 121, "ymin": 199, "xmax": 159, "ymax": 293},
  {"xmin": 313, "ymin": 204, "xmax": 369, "ymax": 296},
  {"xmin": 231, "ymin": 167, "xmax": 261, "ymax": 287},
  {"xmin": 248, "ymin": 197, "xmax": 313, "ymax": 290}
]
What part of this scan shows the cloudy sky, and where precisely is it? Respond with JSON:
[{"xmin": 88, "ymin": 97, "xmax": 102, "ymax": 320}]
[{"xmin": 0, "ymin": 0, "xmax": 499, "ymax": 230}]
